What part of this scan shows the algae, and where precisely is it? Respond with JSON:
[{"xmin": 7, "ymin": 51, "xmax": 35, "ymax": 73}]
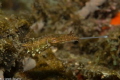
[{"xmin": 0, "ymin": 0, "xmax": 120, "ymax": 80}]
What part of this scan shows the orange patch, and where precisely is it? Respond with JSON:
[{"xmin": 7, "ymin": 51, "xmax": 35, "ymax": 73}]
[{"xmin": 110, "ymin": 12, "xmax": 120, "ymax": 26}]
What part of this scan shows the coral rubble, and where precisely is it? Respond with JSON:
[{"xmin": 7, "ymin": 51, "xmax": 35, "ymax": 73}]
[{"xmin": 0, "ymin": 0, "xmax": 120, "ymax": 80}]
